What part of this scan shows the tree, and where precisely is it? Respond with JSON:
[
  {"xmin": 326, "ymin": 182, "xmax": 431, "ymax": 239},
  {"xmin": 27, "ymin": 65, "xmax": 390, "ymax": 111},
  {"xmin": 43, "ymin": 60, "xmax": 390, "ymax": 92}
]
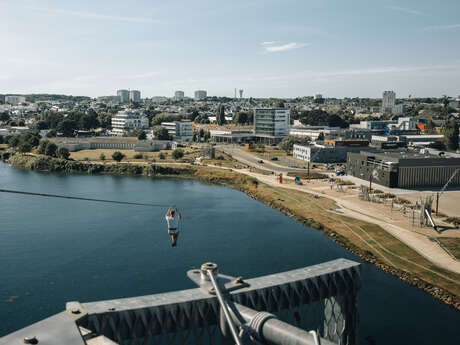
[
  {"xmin": 216, "ymin": 104, "xmax": 226, "ymax": 125},
  {"xmin": 57, "ymin": 119, "xmax": 77, "ymax": 137},
  {"xmin": 153, "ymin": 127, "xmax": 170, "ymax": 140},
  {"xmin": 233, "ymin": 111, "xmax": 251, "ymax": 124},
  {"xmin": 99, "ymin": 153, "xmax": 106, "ymax": 160},
  {"xmin": 18, "ymin": 142, "xmax": 32, "ymax": 153},
  {"xmin": 194, "ymin": 114, "xmax": 210, "ymax": 124},
  {"xmin": 299, "ymin": 109, "xmax": 348, "ymax": 127},
  {"xmin": 45, "ymin": 142, "xmax": 58, "ymax": 157},
  {"xmin": 37, "ymin": 140, "xmax": 49, "ymax": 154},
  {"xmin": 172, "ymin": 149, "xmax": 184, "ymax": 160},
  {"xmin": 112, "ymin": 151, "xmax": 125, "ymax": 162},
  {"xmin": 46, "ymin": 129, "xmax": 57, "ymax": 138},
  {"xmin": 443, "ymin": 119, "xmax": 459, "ymax": 151},
  {"xmin": 8, "ymin": 136, "xmax": 20, "ymax": 148},
  {"xmin": 0, "ymin": 136, "xmax": 3, "ymax": 144},
  {"xmin": 425, "ymin": 119, "xmax": 436, "ymax": 134},
  {"xmin": 151, "ymin": 113, "xmax": 179, "ymax": 126},
  {"xmin": 278, "ymin": 135, "xmax": 311, "ymax": 152},
  {"xmin": 0, "ymin": 112, "xmax": 10, "ymax": 122},
  {"xmin": 137, "ymin": 131, "xmax": 147, "ymax": 140},
  {"xmin": 57, "ymin": 146, "xmax": 70, "ymax": 159}
]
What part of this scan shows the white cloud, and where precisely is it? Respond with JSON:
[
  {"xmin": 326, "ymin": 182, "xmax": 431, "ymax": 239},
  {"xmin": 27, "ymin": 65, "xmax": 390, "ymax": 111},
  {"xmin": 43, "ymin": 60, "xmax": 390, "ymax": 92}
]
[
  {"xmin": 261, "ymin": 41, "xmax": 277, "ymax": 46},
  {"xmin": 423, "ymin": 24, "xmax": 460, "ymax": 32},
  {"xmin": 25, "ymin": 6, "xmax": 160, "ymax": 23},
  {"xmin": 264, "ymin": 42, "xmax": 308, "ymax": 53},
  {"xmin": 389, "ymin": 6, "xmax": 424, "ymax": 16}
]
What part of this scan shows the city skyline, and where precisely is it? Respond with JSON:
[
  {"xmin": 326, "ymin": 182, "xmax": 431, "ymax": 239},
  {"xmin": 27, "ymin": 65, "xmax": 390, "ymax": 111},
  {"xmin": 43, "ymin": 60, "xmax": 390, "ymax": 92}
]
[{"xmin": 1, "ymin": 0, "xmax": 460, "ymax": 98}]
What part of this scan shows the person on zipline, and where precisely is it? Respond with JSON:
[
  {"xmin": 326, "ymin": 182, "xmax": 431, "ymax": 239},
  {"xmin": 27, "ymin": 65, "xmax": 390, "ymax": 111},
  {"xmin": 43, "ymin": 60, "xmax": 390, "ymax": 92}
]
[{"xmin": 165, "ymin": 207, "xmax": 181, "ymax": 247}]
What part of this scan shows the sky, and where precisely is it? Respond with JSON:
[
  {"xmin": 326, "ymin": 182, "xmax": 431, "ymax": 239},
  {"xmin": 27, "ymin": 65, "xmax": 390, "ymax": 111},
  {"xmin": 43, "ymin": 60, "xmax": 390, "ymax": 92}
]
[{"xmin": 1, "ymin": 0, "xmax": 460, "ymax": 98}]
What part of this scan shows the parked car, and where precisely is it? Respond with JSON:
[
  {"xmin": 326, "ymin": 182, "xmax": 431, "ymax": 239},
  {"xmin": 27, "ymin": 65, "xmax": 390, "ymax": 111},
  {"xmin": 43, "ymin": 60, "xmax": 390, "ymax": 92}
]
[
  {"xmin": 336, "ymin": 170, "xmax": 345, "ymax": 176},
  {"xmin": 270, "ymin": 157, "xmax": 278, "ymax": 161},
  {"xmin": 257, "ymin": 160, "xmax": 264, "ymax": 164}
]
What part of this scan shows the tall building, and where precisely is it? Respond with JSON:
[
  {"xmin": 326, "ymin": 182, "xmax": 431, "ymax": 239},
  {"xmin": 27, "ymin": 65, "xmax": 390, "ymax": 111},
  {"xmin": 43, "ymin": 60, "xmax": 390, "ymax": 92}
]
[
  {"xmin": 5, "ymin": 95, "xmax": 26, "ymax": 104},
  {"xmin": 253, "ymin": 108, "xmax": 290, "ymax": 138},
  {"xmin": 174, "ymin": 90, "xmax": 185, "ymax": 101},
  {"xmin": 111, "ymin": 110, "xmax": 149, "ymax": 136},
  {"xmin": 129, "ymin": 90, "xmax": 141, "ymax": 103},
  {"xmin": 194, "ymin": 90, "xmax": 207, "ymax": 100},
  {"xmin": 117, "ymin": 89, "xmax": 129, "ymax": 104},
  {"xmin": 382, "ymin": 91, "xmax": 396, "ymax": 108}
]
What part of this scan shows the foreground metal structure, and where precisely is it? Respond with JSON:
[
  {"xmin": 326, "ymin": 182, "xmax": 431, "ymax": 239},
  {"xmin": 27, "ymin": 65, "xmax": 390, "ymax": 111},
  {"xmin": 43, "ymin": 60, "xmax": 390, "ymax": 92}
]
[{"xmin": 1, "ymin": 258, "xmax": 361, "ymax": 345}]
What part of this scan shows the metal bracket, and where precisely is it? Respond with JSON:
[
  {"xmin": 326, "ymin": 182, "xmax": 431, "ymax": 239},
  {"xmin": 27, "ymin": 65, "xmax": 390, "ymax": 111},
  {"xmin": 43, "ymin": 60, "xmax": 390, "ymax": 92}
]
[{"xmin": 187, "ymin": 262, "xmax": 249, "ymax": 294}]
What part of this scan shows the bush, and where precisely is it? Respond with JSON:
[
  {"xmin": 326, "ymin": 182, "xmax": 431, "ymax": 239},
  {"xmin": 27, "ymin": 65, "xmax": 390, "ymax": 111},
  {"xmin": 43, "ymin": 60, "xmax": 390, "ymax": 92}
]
[
  {"xmin": 99, "ymin": 153, "xmax": 106, "ymax": 160},
  {"xmin": 57, "ymin": 147, "xmax": 70, "ymax": 159},
  {"xmin": 37, "ymin": 139, "xmax": 49, "ymax": 154},
  {"xmin": 134, "ymin": 153, "xmax": 143, "ymax": 159},
  {"xmin": 112, "ymin": 151, "xmax": 125, "ymax": 162},
  {"xmin": 18, "ymin": 142, "xmax": 32, "ymax": 153},
  {"xmin": 216, "ymin": 155, "xmax": 225, "ymax": 160},
  {"xmin": 45, "ymin": 142, "xmax": 58, "ymax": 157},
  {"xmin": 159, "ymin": 153, "xmax": 165, "ymax": 160},
  {"xmin": 172, "ymin": 149, "xmax": 184, "ymax": 160},
  {"xmin": 46, "ymin": 129, "xmax": 57, "ymax": 138},
  {"xmin": 8, "ymin": 136, "xmax": 20, "ymax": 147}
]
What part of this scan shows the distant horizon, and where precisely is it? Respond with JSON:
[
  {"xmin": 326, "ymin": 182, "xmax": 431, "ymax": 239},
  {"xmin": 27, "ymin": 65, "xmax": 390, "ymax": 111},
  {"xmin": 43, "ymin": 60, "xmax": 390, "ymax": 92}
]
[
  {"xmin": 1, "ymin": 91, "xmax": 459, "ymax": 100},
  {"xmin": 1, "ymin": 1, "xmax": 460, "ymax": 98}
]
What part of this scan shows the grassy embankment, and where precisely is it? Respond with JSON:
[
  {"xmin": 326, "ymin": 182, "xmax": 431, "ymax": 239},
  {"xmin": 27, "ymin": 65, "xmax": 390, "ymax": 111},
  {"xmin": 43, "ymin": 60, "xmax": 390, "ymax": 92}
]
[
  {"xmin": 3, "ymin": 152, "xmax": 460, "ymax": 309},
  {"xmin": 438, "ymin": 238, "xmax": 460, "ymax": 260}
]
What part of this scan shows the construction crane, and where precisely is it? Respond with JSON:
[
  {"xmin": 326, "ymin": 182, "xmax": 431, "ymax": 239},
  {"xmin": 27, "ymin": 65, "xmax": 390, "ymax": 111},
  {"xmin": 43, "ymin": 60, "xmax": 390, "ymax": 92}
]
[{"xmin": 435, "ymin": 168, "xmax": 460, "ymax": 214}]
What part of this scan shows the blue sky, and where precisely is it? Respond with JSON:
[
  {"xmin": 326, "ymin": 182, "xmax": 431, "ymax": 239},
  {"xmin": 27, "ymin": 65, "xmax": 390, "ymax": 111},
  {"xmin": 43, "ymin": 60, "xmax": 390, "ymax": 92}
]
[{"xmin": 1, "ymin": 0, "xmax": 459, "ymax": 98}]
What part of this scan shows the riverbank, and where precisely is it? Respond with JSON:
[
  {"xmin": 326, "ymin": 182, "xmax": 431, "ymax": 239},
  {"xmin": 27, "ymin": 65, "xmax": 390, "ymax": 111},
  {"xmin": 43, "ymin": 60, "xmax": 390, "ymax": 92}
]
[{"xmin": 2, "ymin": 152, "xmax": 460, "ymax": 311}]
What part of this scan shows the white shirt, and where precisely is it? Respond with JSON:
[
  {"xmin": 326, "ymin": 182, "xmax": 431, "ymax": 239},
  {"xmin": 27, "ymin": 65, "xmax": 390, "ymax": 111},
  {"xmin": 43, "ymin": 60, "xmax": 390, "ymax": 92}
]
[{"xmin": 165, "ymin": 215, "xmax": 179, "ymax": 229}]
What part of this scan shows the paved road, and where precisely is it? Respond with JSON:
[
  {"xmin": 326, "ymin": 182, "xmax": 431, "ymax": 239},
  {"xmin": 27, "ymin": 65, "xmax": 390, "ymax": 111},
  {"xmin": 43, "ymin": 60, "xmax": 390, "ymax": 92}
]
[{"xmin": 217, "ymin": 145, "xmax": 310, "ymax": 174}]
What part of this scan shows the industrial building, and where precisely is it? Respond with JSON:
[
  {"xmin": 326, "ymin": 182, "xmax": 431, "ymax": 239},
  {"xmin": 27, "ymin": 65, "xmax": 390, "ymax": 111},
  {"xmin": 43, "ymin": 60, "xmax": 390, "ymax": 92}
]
[
  {"xmin": 293, "ymin": 143, "xmax": 374, "ymax": 163},
  {"xmin": 347, "ymin": 150, "xmax": 460, "ymax": 188}
]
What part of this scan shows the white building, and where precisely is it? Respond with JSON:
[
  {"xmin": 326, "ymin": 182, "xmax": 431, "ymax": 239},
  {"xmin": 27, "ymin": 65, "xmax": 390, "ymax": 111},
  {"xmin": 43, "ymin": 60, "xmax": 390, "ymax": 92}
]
[
  {"xmin": 129, "ymin": 90, "xmax": 141, "ymax": 103},
  {"xmin": 111, "ymin": 110, "xmax": 149, "ymax": 136},
  {"xmin": 194, "ymin": 90, "xmax": 207, "ymax": 100},
  {"xmin": 161, "ymin": 121, "xmax": 193, "ymax": 142},
  {"xmin": 174, "ymin": 90, "xmax": 185, "ymax": 101},
  {"xmin": 5, "ymin": 96, "xmax": 26, "ymax": 104},
  {"xmin": 290, "ymin": 125, "xmax": 340, "ymax": 140},
  {"xmin": 117, "ymin": 90, "xmax": 130, "ymax": 104},
  {"xmin": 253, "ymin": 108, "xmax": 290, "ymax": 138}
]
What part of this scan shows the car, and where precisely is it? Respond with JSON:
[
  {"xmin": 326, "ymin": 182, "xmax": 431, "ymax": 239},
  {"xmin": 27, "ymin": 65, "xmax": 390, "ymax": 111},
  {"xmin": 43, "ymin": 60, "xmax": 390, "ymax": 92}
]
[
  {"xmin": 336, "ymin": 170, "xmax": 345, "ymax": 176},
  {"xmin": 270, "ymin": 157, "xmax": 278, "ymax": 161},
  {"xmin": 257, "ymin": 160, "xmax": 264, "ymax": 164}
]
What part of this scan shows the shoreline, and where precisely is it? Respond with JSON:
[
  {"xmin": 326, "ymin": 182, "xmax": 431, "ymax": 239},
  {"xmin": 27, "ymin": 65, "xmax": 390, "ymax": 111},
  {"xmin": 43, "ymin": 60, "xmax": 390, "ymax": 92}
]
[{"xmin": 2, "ymin": 153, "xmax": 460, "ymax": 311}]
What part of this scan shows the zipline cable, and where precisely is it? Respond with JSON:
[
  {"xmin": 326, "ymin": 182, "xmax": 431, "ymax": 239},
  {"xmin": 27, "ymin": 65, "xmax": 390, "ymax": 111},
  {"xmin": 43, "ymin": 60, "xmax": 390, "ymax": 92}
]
[{"xmin": 0, "ymin": 188, "xmax": 175, "ymax": 208}]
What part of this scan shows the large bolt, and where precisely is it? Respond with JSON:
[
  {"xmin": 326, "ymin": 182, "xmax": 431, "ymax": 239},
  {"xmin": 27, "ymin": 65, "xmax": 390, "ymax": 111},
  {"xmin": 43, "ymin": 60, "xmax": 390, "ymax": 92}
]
[
  {"xmin": 200, "ymin": 262, "xmax": 218, "ymax": 281},
  {"xmin": 23, "ymin": 336, "xmax": 38, "ymax": 344}
]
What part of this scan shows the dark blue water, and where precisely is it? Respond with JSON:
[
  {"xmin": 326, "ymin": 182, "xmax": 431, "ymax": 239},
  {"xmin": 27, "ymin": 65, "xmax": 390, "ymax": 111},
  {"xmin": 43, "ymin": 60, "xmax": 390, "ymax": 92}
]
[{"xmin": 0, "ymin": 162, "xmax": 459, "ymax": 344}]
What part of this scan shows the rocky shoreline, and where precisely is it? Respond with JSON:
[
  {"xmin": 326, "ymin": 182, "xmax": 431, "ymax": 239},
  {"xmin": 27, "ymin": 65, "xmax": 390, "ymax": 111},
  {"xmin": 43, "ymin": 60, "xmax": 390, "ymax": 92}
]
[{"xmin": 2, "ymin": 153, "xmax": 459, "ymax": 312}]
